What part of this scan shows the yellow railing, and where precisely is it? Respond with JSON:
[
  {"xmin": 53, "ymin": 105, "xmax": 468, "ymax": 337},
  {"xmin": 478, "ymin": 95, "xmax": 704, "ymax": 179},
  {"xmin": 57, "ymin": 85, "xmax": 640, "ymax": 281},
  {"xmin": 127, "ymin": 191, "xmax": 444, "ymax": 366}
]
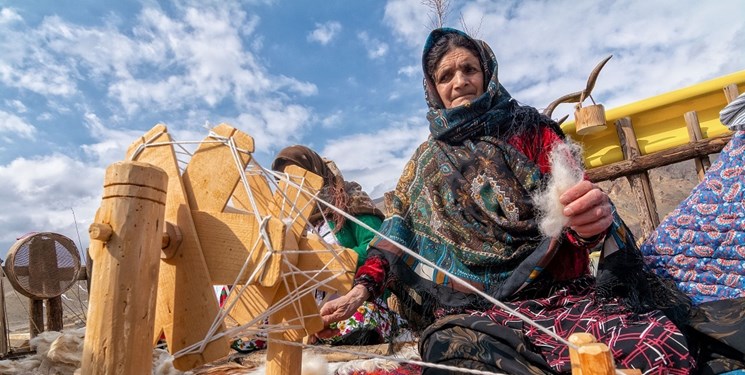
[{"xmin": 562, "ymin": 70, "xmax": 745, "ymax": 168}]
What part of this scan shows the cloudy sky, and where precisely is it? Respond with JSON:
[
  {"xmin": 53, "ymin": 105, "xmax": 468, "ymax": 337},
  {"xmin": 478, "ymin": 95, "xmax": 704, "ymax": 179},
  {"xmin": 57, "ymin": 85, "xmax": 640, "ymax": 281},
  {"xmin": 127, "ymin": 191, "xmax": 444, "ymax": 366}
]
[{"xmin": 1, "ymin": 0, "xmax": 743, "ymax": 256}]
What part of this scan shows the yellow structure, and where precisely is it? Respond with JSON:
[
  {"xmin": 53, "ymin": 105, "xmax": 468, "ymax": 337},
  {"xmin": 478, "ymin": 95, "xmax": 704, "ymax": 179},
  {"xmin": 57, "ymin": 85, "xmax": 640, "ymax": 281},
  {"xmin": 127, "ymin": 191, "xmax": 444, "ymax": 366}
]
[{"xmin": 562, "ymin": 70, "xmax": 745, "ymax": 168}]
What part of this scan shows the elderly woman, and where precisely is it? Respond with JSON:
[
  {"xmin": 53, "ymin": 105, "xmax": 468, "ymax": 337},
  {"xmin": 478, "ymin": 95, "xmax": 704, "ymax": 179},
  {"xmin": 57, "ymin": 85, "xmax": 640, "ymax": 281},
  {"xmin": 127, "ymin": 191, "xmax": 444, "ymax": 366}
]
[{"xmin": 319, "ymin": 28, "xmax": 694, "ymax": 373}]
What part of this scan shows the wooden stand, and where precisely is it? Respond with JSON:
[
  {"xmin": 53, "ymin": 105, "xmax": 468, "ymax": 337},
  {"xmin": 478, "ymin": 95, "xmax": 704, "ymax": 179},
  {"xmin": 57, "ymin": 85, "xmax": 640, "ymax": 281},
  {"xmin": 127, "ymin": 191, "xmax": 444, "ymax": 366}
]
[{"xmin": 81, "ymin": 161, "xmax": 168, "ymax": 375}]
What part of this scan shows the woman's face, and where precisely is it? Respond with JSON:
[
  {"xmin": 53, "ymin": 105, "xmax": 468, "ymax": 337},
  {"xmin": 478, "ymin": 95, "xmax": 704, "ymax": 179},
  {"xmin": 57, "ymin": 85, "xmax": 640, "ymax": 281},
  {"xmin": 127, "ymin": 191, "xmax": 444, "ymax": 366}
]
[{"xmin": 433, "ymin": 47, "xmax": 484, "ymax": 109}]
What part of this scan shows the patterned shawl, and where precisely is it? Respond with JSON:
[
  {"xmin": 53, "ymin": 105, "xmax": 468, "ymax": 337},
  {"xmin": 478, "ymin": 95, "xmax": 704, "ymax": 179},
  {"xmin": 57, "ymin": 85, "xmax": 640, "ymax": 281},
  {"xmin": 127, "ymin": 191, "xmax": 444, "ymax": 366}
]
[
  {"xmin": 368, "ymin": 29, "xmax": 564, "ymax": 312},
  {"xmin": 272, "ymin": 145, "xmax": 384, "ymax": 229}
]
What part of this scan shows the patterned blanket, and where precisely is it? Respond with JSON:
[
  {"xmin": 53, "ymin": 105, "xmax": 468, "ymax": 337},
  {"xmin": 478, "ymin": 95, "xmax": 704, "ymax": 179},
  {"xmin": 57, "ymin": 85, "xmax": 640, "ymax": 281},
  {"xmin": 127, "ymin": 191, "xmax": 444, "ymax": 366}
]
[{"xmin": 641, "ymin": 130, "xmax": 745, "ymax": 304}]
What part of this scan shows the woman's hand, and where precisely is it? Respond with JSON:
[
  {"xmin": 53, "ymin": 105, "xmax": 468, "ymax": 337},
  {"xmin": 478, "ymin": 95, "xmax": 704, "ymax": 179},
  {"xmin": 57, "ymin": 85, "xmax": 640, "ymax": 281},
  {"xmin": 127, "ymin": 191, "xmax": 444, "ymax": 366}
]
[
  {"xmin": 315, "ymin": 284, "xmax": 370, "ymax": 339},
  {"xmin": 560, "ymin": 180, "xmax": 613, "ymax": 238}
]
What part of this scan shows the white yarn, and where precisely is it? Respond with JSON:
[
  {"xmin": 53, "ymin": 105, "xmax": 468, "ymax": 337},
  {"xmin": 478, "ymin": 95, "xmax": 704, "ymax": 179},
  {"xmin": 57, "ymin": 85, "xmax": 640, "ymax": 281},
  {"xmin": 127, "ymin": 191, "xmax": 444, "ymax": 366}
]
[{"xmin": 532, "ymin": 140, "xmax": 586, "ymax": 238}]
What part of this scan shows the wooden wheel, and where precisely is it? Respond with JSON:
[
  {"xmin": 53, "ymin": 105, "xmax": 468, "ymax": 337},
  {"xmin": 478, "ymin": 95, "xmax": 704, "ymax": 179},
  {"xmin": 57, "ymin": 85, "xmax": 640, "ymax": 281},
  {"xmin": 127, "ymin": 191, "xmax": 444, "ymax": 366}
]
[{"xmin": 82, "ymin": 123, "xmax": 358, "ymax": 374}]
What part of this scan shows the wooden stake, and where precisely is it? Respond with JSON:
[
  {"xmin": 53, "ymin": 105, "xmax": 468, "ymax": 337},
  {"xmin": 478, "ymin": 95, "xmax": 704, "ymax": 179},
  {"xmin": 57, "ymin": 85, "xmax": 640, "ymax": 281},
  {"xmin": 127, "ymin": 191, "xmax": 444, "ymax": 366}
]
[
  {"xmin": 723, "ymin": 83, "xmax": 740, "ymax": 103},
  {"xmin": 684, "ymin": 111, "xmax": 711, "ymax": 181},
  {"xmin": 81, "ymin": 161, "xmax": 168, "ymax": 375},
  {"xmin": 46, "ymin": 296, "xmax": 64, "ymax": 332},
  {"xmin": 615, "ymin": 117, "xmax": 660, "ymax": 240}
]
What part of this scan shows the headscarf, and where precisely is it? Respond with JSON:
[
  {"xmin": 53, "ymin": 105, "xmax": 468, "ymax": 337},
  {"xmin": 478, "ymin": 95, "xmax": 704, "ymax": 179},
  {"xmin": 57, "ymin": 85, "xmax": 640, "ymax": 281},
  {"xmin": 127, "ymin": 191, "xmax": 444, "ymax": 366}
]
[
  {"xmin": 368, "ymin": 29, "xmax": 563, "ymax": 310},
  {"xmin": 720, "ymin": 92, "xmax": 745, "ymax": 131},
  {"xmin": 271, "ymin": 145, "xmax": 384, "ymax": 230}
]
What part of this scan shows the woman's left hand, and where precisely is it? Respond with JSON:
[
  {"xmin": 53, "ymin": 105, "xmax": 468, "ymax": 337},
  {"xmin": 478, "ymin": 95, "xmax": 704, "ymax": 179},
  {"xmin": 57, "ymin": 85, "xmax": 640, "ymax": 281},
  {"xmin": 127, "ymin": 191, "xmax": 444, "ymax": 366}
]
[{"xmin": 560, "ymin": 180, "xmax": 613, "ymax": 238}]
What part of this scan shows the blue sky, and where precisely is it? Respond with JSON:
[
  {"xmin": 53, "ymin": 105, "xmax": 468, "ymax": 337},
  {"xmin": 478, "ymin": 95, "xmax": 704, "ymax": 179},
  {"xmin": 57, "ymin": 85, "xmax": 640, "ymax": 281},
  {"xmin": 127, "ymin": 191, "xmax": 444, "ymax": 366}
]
[{"xmin": 1, "ymin": 0, "xmax": 743, "ymax": 255}]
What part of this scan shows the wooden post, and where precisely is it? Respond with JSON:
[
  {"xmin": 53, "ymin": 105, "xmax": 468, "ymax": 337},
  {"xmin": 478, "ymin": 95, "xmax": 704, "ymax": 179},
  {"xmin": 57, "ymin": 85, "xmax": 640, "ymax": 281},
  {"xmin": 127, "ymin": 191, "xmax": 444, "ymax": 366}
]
[
  {"xmin": 0, "ymin": 267, "xmax": 8, "ymax": 355},
  {"xmin": 46, "ymin": 296, "xmax": 64, "ymax": 332},
  {"xmin": 81, "ymin": 161, "xmax": 168, "ymax": 375},
  {"xmin": 29, "ymin": 299, "xmax": 44, "ymax": 338},
  {"xmin": 615, "ymin": 117, "xmax": 660, "ymax": 240},
  {"xmin": 684, "ymin": 111, "xmax": 711, "ymax": 181},
  {"xmin": 723, "ymin": 83, "xmax": 740, "ymax": 103}
]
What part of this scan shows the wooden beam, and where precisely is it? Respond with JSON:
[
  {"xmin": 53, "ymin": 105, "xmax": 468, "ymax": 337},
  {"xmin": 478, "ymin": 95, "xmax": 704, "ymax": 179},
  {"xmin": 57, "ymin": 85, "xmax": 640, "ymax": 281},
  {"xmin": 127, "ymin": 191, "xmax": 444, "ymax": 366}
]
[{"xmin": 586, "ymin": 135, "xmax": 732, "ymax": 182}]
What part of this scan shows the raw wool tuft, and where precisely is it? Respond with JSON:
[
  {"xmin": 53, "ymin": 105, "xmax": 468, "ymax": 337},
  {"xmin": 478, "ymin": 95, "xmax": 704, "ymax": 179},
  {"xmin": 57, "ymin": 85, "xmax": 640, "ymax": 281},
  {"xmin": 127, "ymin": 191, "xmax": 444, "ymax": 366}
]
[
  {"xmin": 532, "ymin": 140, "xmax": 586, "ymax": 238},
  {"xmin": 0, "ymin": 327, "xmax": 190, "ymax": 375},
  {"xmin": 246, "ymin": 352, "xmax": 329, "ymax": 375},
  {"xmin": 333, "ymin": 344, "xmax": 420, "ymax": 375}
]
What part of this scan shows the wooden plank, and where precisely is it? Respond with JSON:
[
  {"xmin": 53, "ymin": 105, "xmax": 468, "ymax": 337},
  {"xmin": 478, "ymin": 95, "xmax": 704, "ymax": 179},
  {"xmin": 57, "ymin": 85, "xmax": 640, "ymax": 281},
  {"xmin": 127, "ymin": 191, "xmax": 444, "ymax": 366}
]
[
  {"xmin": 182, "ymin": 123, "xmax": 254, "ymax": 212},
  {"xmin": 586, "ymin": 134, "xmax": 732, "ymax": 182},
  {"xmin": 231, "ymin": 163, "xmax": 276, "ymax": 217},
  {"xmin": 295, "ymin": 234, "xmax": 357, "ymax": 294},
  {"xmin": 261, "ymin": 165, "xmax": 323, "ymax": 287},
  {"xmin": 126, "ymin": 124, "xmax": 229, "ymax": 371},
  {"xmin": 193, "ymin": 211, "xmax": 285, "ymax": 286}
]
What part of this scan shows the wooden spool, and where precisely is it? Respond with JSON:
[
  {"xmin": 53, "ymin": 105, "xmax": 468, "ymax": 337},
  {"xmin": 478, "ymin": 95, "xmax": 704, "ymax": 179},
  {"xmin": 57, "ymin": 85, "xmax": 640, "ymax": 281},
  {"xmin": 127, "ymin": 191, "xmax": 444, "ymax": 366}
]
[{"xmin": 575, "ymin": 104, "xmax": 607, "ymax": 135}]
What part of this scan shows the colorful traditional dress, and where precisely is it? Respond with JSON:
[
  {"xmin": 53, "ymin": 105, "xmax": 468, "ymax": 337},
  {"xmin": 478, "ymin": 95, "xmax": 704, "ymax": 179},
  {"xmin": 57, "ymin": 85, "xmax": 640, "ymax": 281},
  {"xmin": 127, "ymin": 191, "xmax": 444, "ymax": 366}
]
[{"xmin": 353, "ymin": 28, "xmax": 694, "ymax": 374}]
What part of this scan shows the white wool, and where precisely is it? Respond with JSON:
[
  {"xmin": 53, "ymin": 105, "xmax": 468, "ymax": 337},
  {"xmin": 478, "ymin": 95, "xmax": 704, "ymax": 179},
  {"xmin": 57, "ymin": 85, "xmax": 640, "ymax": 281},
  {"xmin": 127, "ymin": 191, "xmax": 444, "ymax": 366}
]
[
  {"xmin": 333, "ymin": 344, "xmax": 420, "ymax": 375},
  {"xmin": 246, "ymin": 352, "xmax": 328, "ymax": 375},
  {"xmin": 532, "ymin": 141, "xmax": 585, "ymax": 238},
  {"xmin": 0, "ymin": 327, "xmax": 191, "ymax": 375},
  {"xmin": 301, "ymin": 353, "xmax": 329, "ymax": 375}
]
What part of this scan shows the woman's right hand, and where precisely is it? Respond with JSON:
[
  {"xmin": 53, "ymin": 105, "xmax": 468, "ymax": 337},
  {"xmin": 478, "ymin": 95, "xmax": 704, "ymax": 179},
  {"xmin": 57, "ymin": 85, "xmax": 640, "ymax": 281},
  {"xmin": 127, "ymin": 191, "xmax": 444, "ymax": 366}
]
[{"xmin": 315, "ymin": 284, "xmax": 369, "ymax": 339}]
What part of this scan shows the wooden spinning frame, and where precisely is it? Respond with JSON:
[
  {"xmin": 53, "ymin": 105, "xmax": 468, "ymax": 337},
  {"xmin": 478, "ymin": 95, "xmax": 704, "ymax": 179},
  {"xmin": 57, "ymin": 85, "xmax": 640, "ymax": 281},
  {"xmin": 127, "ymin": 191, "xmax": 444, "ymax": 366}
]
[{"xmin": 82, "ymin": 123, "xmax": 358, "ymax": 374}]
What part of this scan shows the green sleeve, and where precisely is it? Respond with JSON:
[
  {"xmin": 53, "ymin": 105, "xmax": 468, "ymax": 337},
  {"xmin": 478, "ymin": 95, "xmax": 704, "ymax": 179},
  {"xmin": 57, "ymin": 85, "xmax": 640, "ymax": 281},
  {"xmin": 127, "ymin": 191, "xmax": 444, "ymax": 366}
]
[{"xmin": 330, "ymin": 214, "xmax": 383, "ymax": 269}]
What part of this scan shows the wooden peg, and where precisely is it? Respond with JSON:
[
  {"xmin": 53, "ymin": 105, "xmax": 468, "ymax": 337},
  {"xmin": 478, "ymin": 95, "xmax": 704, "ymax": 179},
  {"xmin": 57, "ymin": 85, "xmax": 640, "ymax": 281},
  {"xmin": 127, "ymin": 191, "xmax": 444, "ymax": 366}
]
[
  {"xmin": 88, "ymin": 223, "xmax": 112, "ymax": 242},
  {"xmin": 160, "ymin": 221, "xmax": 182, "ymax": 259}
]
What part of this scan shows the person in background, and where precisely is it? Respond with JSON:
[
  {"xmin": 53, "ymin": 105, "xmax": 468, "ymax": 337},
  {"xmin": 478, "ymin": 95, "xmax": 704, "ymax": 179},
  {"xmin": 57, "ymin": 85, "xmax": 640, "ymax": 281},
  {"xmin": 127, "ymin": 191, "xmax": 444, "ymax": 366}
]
[
  {"xmin": 318, "ymin": 28, "xmax": 694, "ymax": 374},
  {"xmin": 232, "ymin": 145, "xmax": 401, "ymax": 352}
]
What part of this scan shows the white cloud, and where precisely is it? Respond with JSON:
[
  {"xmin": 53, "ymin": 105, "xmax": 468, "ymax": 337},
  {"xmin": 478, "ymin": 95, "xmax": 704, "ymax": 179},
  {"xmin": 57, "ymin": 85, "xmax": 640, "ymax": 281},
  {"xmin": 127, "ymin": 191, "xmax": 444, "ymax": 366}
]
[
  {"xmin": 307, "ymin": 21, "xmax": 342, "ymax": 45},
  {"xmin": 321, "ymin": 115, "xmax": 429, "ymax": 198},
  {"xmin": 6, "ymin": 99, "xmax": 26, "ymax": 113},
  {"xmin": 3, "ymin": 5, "xmax": 316, "ymax": 119},
  {"xmin": 0, "ymin": 8, "xmax": 22, "ymax": 25},
  {"xmin": 398, "ymin": 65, "xmax": 418, "ymax": 77},
  {"xmin": 383, "ymin": 0, "xmax": 431, "ymax": 46},
  {"xmin": 357, "ymin": 31, "xmax": 389, "ymax": 60},
  {"xmin": 320, "ymin": 111, "xmax": 343, "ymax": 128},
  {"xmin": 0, "ymin": 154, "xmax": 104, "ymax": 255},
  {"xmin": 384, "ymin": 0, "xmax": 745, "ymax": 121},
  {"xmin": 0, "ymin": 110, "xmax": 36, "ymax": 140}
]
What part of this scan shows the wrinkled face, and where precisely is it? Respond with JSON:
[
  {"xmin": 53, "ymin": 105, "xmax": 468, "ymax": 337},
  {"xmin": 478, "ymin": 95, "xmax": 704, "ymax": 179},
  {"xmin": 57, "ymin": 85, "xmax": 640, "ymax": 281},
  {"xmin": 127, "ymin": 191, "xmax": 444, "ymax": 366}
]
[{"xmin": 433, "ymin": 47, "xmax": 484, "ymax": 109}]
